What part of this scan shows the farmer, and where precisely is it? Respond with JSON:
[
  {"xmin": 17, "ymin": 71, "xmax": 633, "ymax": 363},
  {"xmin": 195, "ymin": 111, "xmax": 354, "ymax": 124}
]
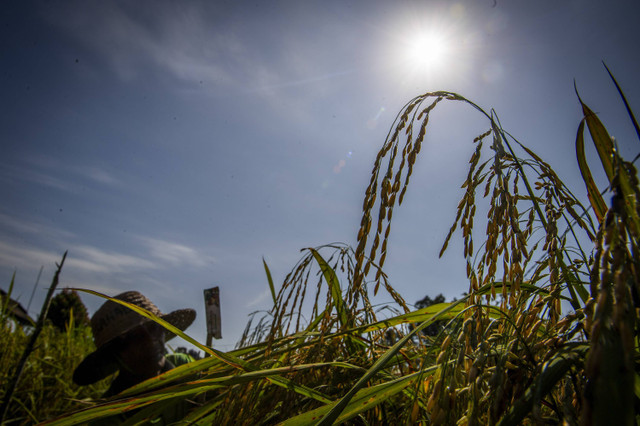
[{"xmin": 73, "ymin": 291, "xmax": 196, "ymax": 397}]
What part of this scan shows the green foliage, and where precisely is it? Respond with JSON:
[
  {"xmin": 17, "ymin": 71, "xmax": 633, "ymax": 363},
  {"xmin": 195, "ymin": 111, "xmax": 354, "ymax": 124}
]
[
  {"xmin": 8, "ymin": 66, "xmax": 639, "ymax": 425},
  {"xmin": 46, "ymin": 288, "xmax": 90, "ymax": 332},
  {"xmin": 0, "ymin": 315, "xmax": 109, "ymax": 424},
  {"xmin": 173, "ymin": 346, "xmax": 202, "ymax": 361}
]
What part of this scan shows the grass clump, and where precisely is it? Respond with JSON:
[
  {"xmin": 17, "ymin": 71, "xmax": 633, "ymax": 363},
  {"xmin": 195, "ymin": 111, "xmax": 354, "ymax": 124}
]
[{"xmin": 0, "ymin": 312, "xmax": 109, "ymax": 424}]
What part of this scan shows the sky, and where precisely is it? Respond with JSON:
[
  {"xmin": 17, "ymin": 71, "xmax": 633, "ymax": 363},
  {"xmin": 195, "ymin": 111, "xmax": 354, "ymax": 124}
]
[{"xmin": 2, "ymin": 0, "xmax": 639, "ymax": 352}]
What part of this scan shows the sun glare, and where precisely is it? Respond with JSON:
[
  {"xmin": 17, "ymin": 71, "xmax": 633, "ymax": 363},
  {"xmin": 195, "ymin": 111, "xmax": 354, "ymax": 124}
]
[
  {"xmin": 383, "ymin": 5, "xmax": 470, "ymax": 88},
  {"xmin": 404, "ymin": 31, "xmax": 449, "ymax": 73}
]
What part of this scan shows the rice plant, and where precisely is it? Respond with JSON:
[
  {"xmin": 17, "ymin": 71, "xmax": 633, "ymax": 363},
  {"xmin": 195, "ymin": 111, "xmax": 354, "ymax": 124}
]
[{"xmin": 31, "ymin": 65, "xmax": 640, "ymax": 424}]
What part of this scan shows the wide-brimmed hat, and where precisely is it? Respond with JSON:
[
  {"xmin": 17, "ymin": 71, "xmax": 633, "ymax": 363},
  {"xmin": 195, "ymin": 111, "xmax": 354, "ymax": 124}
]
[{"xmin": 73, "ymin": 291, "xmax": 196, "ymax": 385}]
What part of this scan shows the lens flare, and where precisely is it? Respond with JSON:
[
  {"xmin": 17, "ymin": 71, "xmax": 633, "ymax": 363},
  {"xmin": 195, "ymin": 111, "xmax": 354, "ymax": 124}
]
[{"xmin": 366, "ymin": 106, "xmax": 386, "ymax": 129}]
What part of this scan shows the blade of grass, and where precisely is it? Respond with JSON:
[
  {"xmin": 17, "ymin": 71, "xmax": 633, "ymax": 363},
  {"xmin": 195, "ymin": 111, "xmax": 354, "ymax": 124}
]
[{"xmin": 263, "ymin": 257, "xmax": 278, "ymax": 307}]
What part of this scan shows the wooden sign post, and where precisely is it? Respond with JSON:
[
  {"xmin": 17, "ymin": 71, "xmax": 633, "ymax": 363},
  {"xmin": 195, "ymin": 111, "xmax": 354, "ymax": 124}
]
[{"xmin": 204, "ymin": 287, "xmax": 222, "ymax": 348}]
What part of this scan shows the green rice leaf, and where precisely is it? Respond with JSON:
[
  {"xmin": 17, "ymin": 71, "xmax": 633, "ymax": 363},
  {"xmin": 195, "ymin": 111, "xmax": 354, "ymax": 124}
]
[
  {"xmin": 309, "ymin": 248, "xmax": 350, "ymax": 329},
  {"xmin": 354, "ymin": 302, "xmax": 462, "ymax": 334},
  {"xmin": 263, "ymin": 257, "xmax": 278, "ymax": 307},
  {"xmin": 577, "ymin": 90, "xmax": 640, "ymax": 235},
  {"xmin": 579, "ymin": 97, "xmax": 615, "ymax": 182},
  {"xmin": 280, "ymin": 371, "xmax": 424, "ymax": 425},
  {"xmin": 603, "ymin": 62, "xmax": 640, "ymax": 144},
  {"xmin": 576, "ymin": 119, "xmax": 607, "ymax": 222}
]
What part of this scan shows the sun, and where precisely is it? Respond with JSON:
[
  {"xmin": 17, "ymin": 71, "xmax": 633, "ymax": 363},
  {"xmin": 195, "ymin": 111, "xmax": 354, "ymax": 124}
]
[
  {"xmin": 403, "ymin": 31, "xmax": 449, "ymax": 73},
  {"xmin": 378, "ymin": 7, "xmax": 470, "ymax": 90}
]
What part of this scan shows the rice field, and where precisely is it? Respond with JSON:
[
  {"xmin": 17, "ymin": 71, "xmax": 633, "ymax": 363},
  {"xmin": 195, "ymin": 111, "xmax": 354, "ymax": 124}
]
[{"xmin": 1, "ymin": 66, "xmax": 639, "ymax": 425}]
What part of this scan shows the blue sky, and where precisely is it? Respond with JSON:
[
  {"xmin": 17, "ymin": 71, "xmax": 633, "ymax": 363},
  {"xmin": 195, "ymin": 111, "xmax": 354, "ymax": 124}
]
[{"xmin": 2, "ymin": 0, "xmax": 639, "ymax": 351}]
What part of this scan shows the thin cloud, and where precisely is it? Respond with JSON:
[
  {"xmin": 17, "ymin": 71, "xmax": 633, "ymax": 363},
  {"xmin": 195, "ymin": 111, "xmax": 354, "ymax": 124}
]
[
  {"xmin": 76, "ymin": 166, "xmax": 121, "ymax": 186},
  {"xmin": 42, "ymin": 2, "xmax": 245, "ymax": 87},
  {"xmin": 0, "ymin": 162, "xmax": 78, "ymax": 192},
  {"xmin": 27, "ymin": 157, "xmax": 122, "ymax": 187},
  {"xmin": 0, "ymin": 214, "xmax": 215, "ymax": 276},
  {"xmin": 0, "ymin": 213, "xmax": 76, "ymax": 240},
  {"xmin": 0, "ymin": 158, "xmax": 122, "ymax": 193},
  {"xmin": 40, "ymin": 1, "xmax": 345, "ymax": 125},
  {"xmin": 0, "ymin": 241, "xmax": 62, "ymax": 273},
  {"xmin": 138, "ymin": 237, "xmax": 215, "ymax": 268},
  {"xmin": 66, "ymin": 245, "xmax": 157, "ymax": 274}
]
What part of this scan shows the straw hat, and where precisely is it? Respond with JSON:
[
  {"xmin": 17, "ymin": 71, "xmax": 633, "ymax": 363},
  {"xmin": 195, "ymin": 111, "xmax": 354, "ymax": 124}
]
[{"xmin": 73, "ymin": 291, "xmax": 196, "ymax": 385}]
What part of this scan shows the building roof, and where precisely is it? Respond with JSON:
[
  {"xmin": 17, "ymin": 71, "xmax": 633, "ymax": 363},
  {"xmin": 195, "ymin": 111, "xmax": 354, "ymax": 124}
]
[{"xmin": 1, "ymin": 289, "xmax": 35, "ymax": 326}]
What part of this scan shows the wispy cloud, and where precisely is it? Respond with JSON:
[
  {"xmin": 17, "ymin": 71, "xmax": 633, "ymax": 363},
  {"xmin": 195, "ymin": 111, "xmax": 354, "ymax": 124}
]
[
  {"xmin": 42, "ymin": 2, "xmax": 246, "ymax": 87},
  {"xmin": 0, "ymin": 239, "xmax": 154, "ymax": 278},
  {"xmin": 0, "ymin": 162, "xmax": 77, "ymax": 192},
  {"xmin": 0, "ymin": 241, "xmax": 62, "ymax": 273},
  {"xmin": 0, "ymin": 212, "xmax": 76, "ymax": 240},
  {"xmin": 66, "ymin": 245, "xmax": 157, "ymax": 273},
  {"xmin": 66, "ymin": 237, "xmax": 215, "ymax": 275},
  {"xmin": 0, "ymin": 223, "xmax": 220, "ymax": 321},
  {"xmin": 40, "ymin": 2, "xmax": 344, "ymax": 124},
  {"xmin": 0, "ymin": 215, "xmax": 214, "ymax": 277},
  {"xmin": 76, "ymin": 166, "xmax": 121, "ymax": 186},
  {"xmin": 138, "ymin": 237, "xmax": 215, "ymax": 268},
  {"xmin": 28, "ymin": 157, "xmax": 122, "ymax": 187},
  {"xmin": 0, "ymin": 157, "xmax": 122, "ymax": 193}
]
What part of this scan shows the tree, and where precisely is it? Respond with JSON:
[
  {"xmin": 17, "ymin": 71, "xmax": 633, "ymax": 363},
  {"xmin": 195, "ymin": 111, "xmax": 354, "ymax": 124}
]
[
  {"xmin": 414, "ymin": 293, "xmax": 447, "ymax": 337},
  {"xmin": 46, "ymin": 288, "xmax": 90, "ymax": 331}
]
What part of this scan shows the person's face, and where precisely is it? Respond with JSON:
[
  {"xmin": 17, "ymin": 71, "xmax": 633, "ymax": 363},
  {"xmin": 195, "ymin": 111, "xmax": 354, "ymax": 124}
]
[{"xmin": 114, "ymin": 322, "xmax": 167, "ymax": 378}]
